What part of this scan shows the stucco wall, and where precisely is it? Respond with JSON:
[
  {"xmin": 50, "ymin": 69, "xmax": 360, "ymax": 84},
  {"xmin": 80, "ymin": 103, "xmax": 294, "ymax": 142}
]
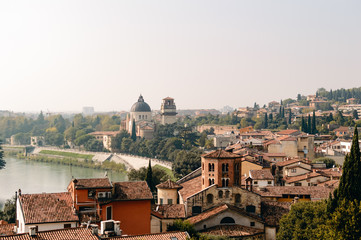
[{"xmin": 157, "ymin": 188, "xmax": 178, "ymax": 205}]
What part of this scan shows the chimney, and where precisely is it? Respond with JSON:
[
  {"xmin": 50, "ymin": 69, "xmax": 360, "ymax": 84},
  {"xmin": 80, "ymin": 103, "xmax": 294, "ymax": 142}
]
[
  {"xmin": 29, "ymin": 226, "xmax": 37, "ymax": 237},
  {"xmin": 91, "ymin": 224, "xmax": 98, "ymax": 235},
  {"xmin": 114, "ymin": 221, "xmax": 122, "ymax": 236}
]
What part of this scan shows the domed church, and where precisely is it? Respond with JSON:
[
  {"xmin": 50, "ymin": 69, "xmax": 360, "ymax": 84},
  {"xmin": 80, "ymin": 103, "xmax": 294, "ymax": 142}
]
[{"xmin": 122, "ymin": 95, "xmax": 155, "ymax": 140}]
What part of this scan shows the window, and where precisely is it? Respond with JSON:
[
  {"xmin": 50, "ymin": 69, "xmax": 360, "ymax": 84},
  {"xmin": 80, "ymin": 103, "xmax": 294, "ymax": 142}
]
[
  {"xmin": 250, "ymin": 222, "xmax": 255, "ymax": 227},
  {"xmin": 222, "ymin": 163, "xmax": 229, "ymax": 172},
  {"xmin": 295, "ymin": 182, "xmax": 302, "ymax": 186},
  {"xmin": 160, "ymin": 198, "xmax": 164, "ymax": 204},
  {"xmin": 207, "ymin": 194, "xmax": 214, "ymax": 204},
  {"xmin": 254, "ymin": 181, "xmax": 258, "ymax": 185},
  {"xmin": 192, "ymin": 206, "xmax": 202, "ymax": 215},
  {"xmin": 235, "ymin": 194, "xmax": 241, "ymax": 203},
  {"xmin": 220, "ymin": 217, "xmax": 235, "ymax": 224},
  {"xmin": 218, "ymin": 190, "xmax": 223, "ymax": 198},
  {"xmin": 246, "ymin": 205, "xmax": 256, "ymax": 213},
  {"xmin": 225, "ymin": 190, "xmax": 230, "ymax": 198},
  {"xmin": 211, "ymin": 179, "xmax": 215, "ymax": 184},
  {"xmin": 168, "ymin": 199, "xmax": 173, "ymax": 204},
  {"xmin": 209, "ymin": 179, "xmax": 212, "ymax": 186},
  {"xmin": 203, "ymin": 225, "xmax": 207, "ymax": 229},
  {"xmin": 291, "ymin": 169, "xmax": 297, "ymax": 173},
  {"xmin": 88, "ymin": 190, "xmax": 95, "ymax": 198},
  {"xmin": 268, "ymin": 181, "xmax": 272, "ymax": 185},
  {"xmin": 64, "ymin": 224, "xmax": 71, "ymax": 228},
  {"xmin": 106, "ymin": 206, "xmax": 112, "ymax": 220}
]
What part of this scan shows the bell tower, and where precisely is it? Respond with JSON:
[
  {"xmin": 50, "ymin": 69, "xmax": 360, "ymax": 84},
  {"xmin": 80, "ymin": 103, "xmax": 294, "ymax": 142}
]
[
  {"xmin": 201, "ymin": 149, "xmax": 242, "ymax": 189},
  {"xmin": 160, "ymin": 97, "xmax": 177, "ymax": 125}
]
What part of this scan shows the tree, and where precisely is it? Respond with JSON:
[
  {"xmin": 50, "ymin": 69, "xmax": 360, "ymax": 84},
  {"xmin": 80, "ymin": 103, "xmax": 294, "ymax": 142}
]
[
  {"xmin": 330, "ymin": 127, "xmax": 361, "ymax": 209},
  {"xmin": 301, "ymin": 116, "xmax": 306, "ymax": 132},
  {"xmin": 131, "ymin": 119, "xmax": 137, "ymax": 141},
  {"xmin": 167, "ymin": 220, "xmax": 198, "ymax": 238},
  {"xmin": 307, "ymin": 114, "xmax": 311, "ymax": 134},
  {"xmin": 0, "ymin": 196, "xmax": 16, "ymax": 223},
  {"xmin": 264, "ymin": 113, "xmax": 268, "ymax": 129},
  {"xmin": 84, "ymin": 139, "xmax": 104, "ymax": 152},
  {"xmin": 128, "ymin": 166, "xmax": 169, "ymax": 186},
  {"xmin": 353, "ymin": 110, "xmax": 359, "ymax": 120},
  {"xmin": 312, "ymin": 110, "xmax": 317, "ymax": 134},
  {"xmin": 111, "ymin": 130, "xmax": 130, "ymax": 152},
  {"xmin": 0, "ymin": 139, "xmax": 5, "ymax": 170},
  {"xmin": 145, "ymin": 160, "xmax": 155, "ymax": 192},
  {"xmin": 312, "ymin": 157, "xmax": 336, "ymax": 168},
  {"xmin": 288, "ymin": 109, "xmax": 292, "ymax": 125},
  {"xmin": 172, "ymin": 149, "xmax": 201, "ymax": 177},
  {"xmin": 277, "ymin": 201, "xmax": 329, "ymax": 240}
]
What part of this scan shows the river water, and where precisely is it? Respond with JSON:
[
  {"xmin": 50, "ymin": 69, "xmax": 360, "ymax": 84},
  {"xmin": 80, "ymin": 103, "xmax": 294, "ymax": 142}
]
[{"xmin": 0, "ymin": 157, "xmax": 128, "ymax": 208}]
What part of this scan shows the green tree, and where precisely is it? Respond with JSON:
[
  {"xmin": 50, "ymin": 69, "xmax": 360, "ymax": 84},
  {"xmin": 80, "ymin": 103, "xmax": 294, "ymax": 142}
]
[
  {"xmin": 0, "ymin": 139, "xmax": 5, "ymax": 170},
  {"xmin": 301, "ymin": 116, "xmax": 306, "ymax": 132},
  {"xmin": 312, "ymin": 157, "xmax": 336, "ymax": 168},
  {"xmin": 128, "ymin": 166, "xmax": 169, "ymax": 186},
  {"xmin": 111, "ymin": 130, "xmax": 130, "ymax": 152},
  {"xmin": 84, "ymin": 139, "xmax": 104, "ymax": 152},
  {"xmin": 288, "ymin": 109, "xmax": 292, "ymax": 125},
  {"xmin": 330, "ymin": 127, "xmax": 361, "ymax": 209},
  {"xmin": 312, "ymin": 110, "xmax": 317, "ymax": 134},
  {"xmin": 121, "ymin": 137, "xmax": 133, "ymax": 152},
  {"xmin": 0, "ymin": 196, "xmax": 16, "ymax": 223},
  {"xmin": 264, "ymin": 113, "xmax": 268, "ymax": 129},
  {"xmin": 353, "ymin": 110, "xmax": 359, "ymax": 120},
  {"xmin": 167, "ymin": 220, "xmax": 198, "ymax": 238},
  {"xmin": 145, "ymin": 160, "xmax": 155, "ymax": 192},
  {"xmin": 131, "ymin": 119, "xmax": 137, "ymax": 141},
  {"xmin": 277, "ymin": 201, "xmax": 329, "ymax": 240},
  {"xmin": 307, "ymin": 114, "xmax": 311, "ymax": 134},
  {"xmin": 172, "ymin": 149, "xmax": 201, "ymax": 177}
]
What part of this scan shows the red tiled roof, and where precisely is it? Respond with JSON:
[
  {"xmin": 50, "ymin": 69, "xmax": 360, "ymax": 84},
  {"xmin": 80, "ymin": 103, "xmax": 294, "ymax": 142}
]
[
  {"xmin": 72, "ymin": 178, "xmax": 112, "ymax": 189},
  {"xmin": 249, "ymin": 170, "xmax": 274, "ymax": 180},
  {"xmin": 254, "ymin": 186, "xmax": 335, "ymax": 200},
  {"xmin": 19, "ymin": 192, "xmax": 79, "ymax": 224},
  {"xmin": 284, "ymin": 172, "xmax": 326, "ymax": 184},
  {"xmin": 262, "ymin": 201, "xmax": 291, "ymax": 227},
  {"xmin": 199, "ymin": 225, "xmax": 264, "ymax": 237},
  {"xmin": 319, "ymin": 168, "xmax": 342, "ymax": 178},
  {"xmin": 1, "ymin": 227, "xmax": 98, "ymax": 240},
  {"xmin": 276, "ymin": 159, "xmax": 309, "ymax": 167},
  {"xmin": 179, "ymin": 176, "xmax": 202, "ymax": 201},
  {"xmin": 0, "ymin": 223, "xmax": 15, "ymax": 236},
  {"xmin": 152, "ymin": 204, "xmax": 186, "ymax": 219},
  {"xmin": 318, "ymin": 180, "xmax": 339, "ymax": 187},
  {"xmin": 188, "ymin": 204, "xmax": 263, "ymax": 225},
  {"xmin": 202, "ymin": 150, "xmax": 241, "ymax": 159},
  {"xmin": 112, "ymin": 181, "xmax": 153, "ymax": 201},
  {"xmin": 276, "ymin": 129, "xmax": 300, "ymax": 135},
  {"xmin": 156, "ymin": 179, "xmax": 183, "ymax": 189},
  {"xmin": 109, "ymin": 231, "xmax": 189, "ymax": 240}
]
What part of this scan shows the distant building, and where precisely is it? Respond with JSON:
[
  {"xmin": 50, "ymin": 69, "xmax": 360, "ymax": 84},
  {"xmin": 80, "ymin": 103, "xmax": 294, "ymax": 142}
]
[
  {"xmin": 160, "ymin": 97, "xmax": 177, "ymax": 125},
  {"xmin": 82, "ymin": 107, "xmax": 94, "ymax": 116}
]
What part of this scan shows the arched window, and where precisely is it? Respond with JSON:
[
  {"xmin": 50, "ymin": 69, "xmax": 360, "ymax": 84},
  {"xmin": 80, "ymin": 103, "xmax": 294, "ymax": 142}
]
[
  {"xmin": 218, "ymin": 190, "xmax": 223, "ymax": 198},
  {"xmin": 222, "ymin": 163, "xmax": 225, "ymax": 172},
  {"xmin": 192, "ymin": 206, "xmax": 202, "ymax": 215},
  {"xmin": 212, "ymin": 163, "xmax": 215, "ymax": 171},
  {"xmin": 209, "ymin": 179, "xmax": 212, "ymax": 186},
  {"xmin": 220, "ymin": 217, "xmax": 235, "ymax": 224},
  {"xmin": 222, "ymin": 179, "xmax": 226, "ymax": 187},
  {"xmin": 226, "ymin": 164, "xmax": 229, "ymax": 172},
  {"xmin": 207, "ymin": 194, "xmax": 214, "ymax": 204},
  {"xmin": 208, "ymin": 163, "xmax": 211, "ymax": 171},
  {"xmin": 235, "ymin": 194, "xmax": 241, "ymax": 203},
  {"xmin": 225, "ymin": 179, "xmax": 229, "ymax": 187},
  {"xmin": 225, "ymin": 190, "xmax": 230, "ymax": 198},
  {"xmin": 211, "ymin": 179, "xmax": 215, "ymax": 184},
  {"xmin": 246, "ymin": 205, "xmax": 256, "ymax": 213}
]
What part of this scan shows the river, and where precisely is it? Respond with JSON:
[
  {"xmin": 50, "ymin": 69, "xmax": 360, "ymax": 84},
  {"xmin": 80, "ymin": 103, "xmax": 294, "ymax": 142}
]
[{"xmin": 0, "ymin": 157, "xmax": 128, "ymax": 208}]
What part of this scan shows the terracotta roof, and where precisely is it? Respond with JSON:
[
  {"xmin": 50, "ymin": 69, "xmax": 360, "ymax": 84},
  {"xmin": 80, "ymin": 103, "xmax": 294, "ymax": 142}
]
[
  {"xmin": 317, "ymin": 180, "xmax": 340, "ymax": 187},
  {"xmin": 188, "ymin": 204, "xmax": 263, "ymax": 225},
  {"xmin": 262, "ymin": 201, "xmax": 291, "ymax": 227},
  {"xmin": 108, "ymin": 231, "xmax": 189, "ymax": 240},
  {"xmin": 334, "ymin": 126, "xmax": 349, "ymax": 132},
  {"xmin": 0, "ymin": 223, "xmax": 15, "ymax": 236},
  {"xmin": 276, "ymin": 159, "xmax": 309, "ymax": 167},
  {"xmin": 199, "ymin": 225, "xmax": 264, "ymax": 237},
  {"xmin": 112, "ymin": 181, "xmax": 153, "ymax": 201},
  {"xmin": 156, "ymin": 179, "xmax": 183, "ymax": 190},
  {"xmin": 279, "ymin": 136, "xmax": 297, "ymax": 141},
  {"xmin": 249, "ymin": 170, "xmax": 274, "ymax": 180},
  {"xmin": 72, "ymin": 178, "xmax": 112, "ymax": 189},
  {"xmin": 163, "ymin": 97, "xmax": 174, "ymax": 100},
  {"xmin": 263, "ymin": 153, "xmax": 286, "ymax": 157},
  {"xmin": 19, "ymin": 192, "xmax": 79, "ymax": 224},
  {"xmin": 152, "ymin": 204, "xmax": 186, "ymax": 219},
  {"xmin": 319, "ymin": 168, "xmax": 342, "ymax": 178},
  {"xmin": 276, "ymin": 129, "xmax": 300, "ymax": 135},
  {"xmin": 1, "ymin": 227, "xmax": 98, "ymax": 240},
  {"xmin": 179, "ymin": 176, "xmax": 202, "ymax": 201},
  {"xmin": 284, "ymin": 172, "xmax": 326, "ymax": 184},
  {"xmin": 202, "ymin": 150, "xmax": 241, "ymax": 159},
  {"xmin": 254, "ymin": 186, "xmax": 335, "ymax": 200}
]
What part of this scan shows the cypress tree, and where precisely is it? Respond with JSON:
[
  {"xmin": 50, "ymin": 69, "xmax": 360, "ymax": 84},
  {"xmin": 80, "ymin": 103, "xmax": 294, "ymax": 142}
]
[
  {"xmin": 288, "ymin": 109, "xmax": 292, "ymax": 125},
  {"xmin": 312, "ymin": 110, "xmax": 317, "ymax": 134},
  {"xmin": 269, "ymin": 113, "xmax": 273, "ymax": 122},
  {"xmin": 131, "ymin": 119, "xmax": 137, "ymax": 141},
  {"xmin": 0, "ymin": 139, "xmax": 5, "ymax": 170},
  {"xmin": 145, "ymin": 160, "xmax": 155, "ymax": 192},
  {"xmin": 329, "ymin": 127, "xmax": 361, "ymax": 211},
  {"xmin": 307, "ymin": 114, "xmax": 311, "ymax": 134},
  {"xmin": 301, "ymin": 116, "xmax": 306, "ymax": 132},
  {"xmin": 264, "ymin": 113, "xmax": 268, "ymax": 129}
]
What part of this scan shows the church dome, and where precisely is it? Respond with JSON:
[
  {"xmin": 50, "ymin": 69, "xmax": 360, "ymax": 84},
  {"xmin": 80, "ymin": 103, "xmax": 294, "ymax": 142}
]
[{"xmin": 131, "ymin": 95, "xmax": 151, "ymax": 112}]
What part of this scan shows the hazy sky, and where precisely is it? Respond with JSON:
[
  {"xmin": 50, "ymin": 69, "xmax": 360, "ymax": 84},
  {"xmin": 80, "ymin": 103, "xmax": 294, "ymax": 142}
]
[{"xmin": 1, "ymin": 1, "xmax": 360, "ymax": 113}]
